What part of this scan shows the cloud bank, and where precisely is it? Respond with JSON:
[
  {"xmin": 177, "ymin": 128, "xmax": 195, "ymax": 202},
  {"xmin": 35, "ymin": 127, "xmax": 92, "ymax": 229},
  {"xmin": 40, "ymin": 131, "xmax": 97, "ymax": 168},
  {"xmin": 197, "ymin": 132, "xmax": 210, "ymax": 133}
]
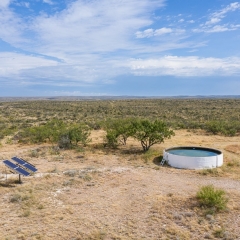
[
  {"xmin": 129, "ymin": 56, "xmax": 240, "ymax": 76},
  {"xmin": 0, "ymin": 0, "xmax": 240, "ymax": 95}
]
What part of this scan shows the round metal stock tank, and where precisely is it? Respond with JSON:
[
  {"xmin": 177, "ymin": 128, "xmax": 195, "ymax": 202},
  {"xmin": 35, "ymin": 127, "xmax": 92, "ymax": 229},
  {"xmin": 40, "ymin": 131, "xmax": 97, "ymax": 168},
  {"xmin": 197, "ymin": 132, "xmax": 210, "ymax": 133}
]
[{"xmin": 163, "ymin": 146, "xmax": 223, "ymax": 169}]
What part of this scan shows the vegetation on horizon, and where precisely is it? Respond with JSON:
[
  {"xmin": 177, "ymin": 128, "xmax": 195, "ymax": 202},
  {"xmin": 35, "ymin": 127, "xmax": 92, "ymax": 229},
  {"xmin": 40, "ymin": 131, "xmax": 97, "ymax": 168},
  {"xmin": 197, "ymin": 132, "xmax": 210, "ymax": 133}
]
[{"xmin": 0, "ymin": 98, "xmax": 240, "ymax": 145}]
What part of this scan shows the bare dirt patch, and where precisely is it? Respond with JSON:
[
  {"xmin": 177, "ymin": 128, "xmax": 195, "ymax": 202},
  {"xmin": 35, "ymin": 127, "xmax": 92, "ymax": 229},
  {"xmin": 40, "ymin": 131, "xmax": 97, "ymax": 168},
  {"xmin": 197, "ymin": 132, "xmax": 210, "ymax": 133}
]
[
  {"xmin": 1, "ymin": 130, "xmax": 240, "ymax": 239},
  {"xmin": 225, "ymin": 144, "xmax": 240, "ymax": 155}
]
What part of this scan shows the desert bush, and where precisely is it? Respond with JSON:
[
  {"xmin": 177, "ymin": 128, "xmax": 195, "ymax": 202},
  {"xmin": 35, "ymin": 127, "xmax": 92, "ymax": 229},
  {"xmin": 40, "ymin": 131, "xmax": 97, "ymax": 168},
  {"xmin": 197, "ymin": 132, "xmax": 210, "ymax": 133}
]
[
  {"xmin": 67, "ymin": 124, "xmax": 91, "ymax": 146},
  {"xmin": 197, "ymin": 185, "xmax": 228, "ymax": 212},
  {"xmin": 18, "ymin": 119, "xmax": 67, "ymax": 144},
  {"xmin": 104, "ymin": 118, "xmax": 174, "ymax": 151},
  {"xmin": 28, "ymin": 149, "xmax": 40, "ymax": 158},
  {"xmin": 110, "ymin": 118, "xmax": 135, "ymax": 145},
  {"xmin": 205, "ymin": 121, "xmax": 223, "ymax": 135},
  {"xmin": 205, "ymin": 121, "xmax": 240, "ymax": 136},
  {"xmin": 226, "ymin": 159, "xmax": 240, "ymax": 167},
  {"xmin": 1, "ymin": 99, "xmax": 240, "ymax": 138},
  {"xmin": 58, "ymin": 134, "xmax": 71, "ymax": 149},
  {"xmin": 17, "ymin": 119, "xmax": 91, "ymax": 149},
  {"xmin": 104, "ymin": 129, "xmax": 119, "ymax": 148},
  {"xmin": 9, "ymin": 193, "xmax": 22, "ymax": 203},
  {"xmin": 142, "ymin": 149, "xmax": 160, "ymax": 163},
  {"xmin": 64, "ymin": 169, "xmax": 78, "ymax": 177},
  {"xmin": 132, "ymin": 119, "xmax": 175, "ymax": 151},
  {"xmin": 199, "ymin": 168, "xmax": 221, "ymax": 176},
  {"xmin": 104, "ymin": 118, "xmax": 135, "ymax": 148}
]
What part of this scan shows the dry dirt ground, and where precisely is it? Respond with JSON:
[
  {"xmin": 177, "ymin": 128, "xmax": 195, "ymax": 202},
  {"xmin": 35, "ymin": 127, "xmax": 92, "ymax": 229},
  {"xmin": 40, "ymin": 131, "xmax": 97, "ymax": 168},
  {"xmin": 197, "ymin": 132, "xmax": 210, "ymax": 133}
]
[{"xmin": 0, "ymin": 130, "xmax": 240, "ymax": 240}]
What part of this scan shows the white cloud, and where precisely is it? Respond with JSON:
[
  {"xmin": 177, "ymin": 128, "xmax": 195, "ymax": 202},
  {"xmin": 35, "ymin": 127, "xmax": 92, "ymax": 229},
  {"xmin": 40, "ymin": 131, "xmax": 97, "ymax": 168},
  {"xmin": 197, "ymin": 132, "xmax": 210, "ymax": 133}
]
[
  {"xmin": 43, "ymin": 0, "xmax": 54, "ymax": 5},
  {"xmin": 136, "ymin": 27, "xmax": 173, "ymax": 38},
  {"xmin": 136, "ymin": 28, "xmax": 154, "ymax": 38},
  {"xmin": 0, "ymin": 52, "xmax": 58, "ymax": 78},
  {"xmin": 206, "ymin": 2, "xmax": 240, "ymax": 26},
  {"xmin": 129, "ymin": 56, "xmax": 240, "ymax": 76},
  {"xmin": 135, "ymin": 27, "xmax": 186, "ymax": 38},
  {"xmin": 205, "ymin": 24, "xmax": 236, "ymax": 32},
  {"xmin": 0, "ymin": 2, "xmax": 27, "ymax": 46},
  {"xmin": 213, "ymin": 2, "xmax": 240, "ymax": 19},
  {"xmin": 193, "ymin": 24, "xmax": 240, "ymax": 33},
  {"xmin": 205, "ymin": 17, "xmax": 221, "ymax": 25},
  {"xmin": 24, "ymin": 2, "xmax": 30, "ymax": 8},
  {"xmin": 155, "ymin": 27, "xmax": 173, "ymax": 35},
  {"xmin": 0, "ymin": 0, "xmax": 239, "ymax": 91},
  {"xmin": 191, "ymin": 2, "xmax": 240, "ymax": 33},
  {"xmin": 0, "ymin": 0, "xmax": 11, "ymax": 8},
  {"xmin": 30, "ymin": 0, "xmax": 165, "ymax": 56}
]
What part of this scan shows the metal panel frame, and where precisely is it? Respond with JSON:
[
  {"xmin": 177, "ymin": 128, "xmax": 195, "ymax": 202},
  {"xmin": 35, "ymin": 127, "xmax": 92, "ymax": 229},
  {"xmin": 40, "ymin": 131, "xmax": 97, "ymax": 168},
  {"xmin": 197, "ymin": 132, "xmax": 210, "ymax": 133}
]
[
  {"xmin": 11, "ymin": 156, "xmax": 37, "ymax": 172},
  {"xmin": 3, "ymin": 160, "xmax": 30, "ymax": 176}
]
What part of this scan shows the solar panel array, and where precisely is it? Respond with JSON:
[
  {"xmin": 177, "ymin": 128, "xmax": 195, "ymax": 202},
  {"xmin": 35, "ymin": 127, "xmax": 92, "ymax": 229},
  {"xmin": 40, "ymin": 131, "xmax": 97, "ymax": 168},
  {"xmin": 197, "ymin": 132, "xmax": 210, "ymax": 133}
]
[
  {"xmin": 12, "ymin": 156, "xmax": 37, "ymax": 173},
  {"xmin": 3, "ymin": 160, "xmax": 30, "ymax": 176},
  {"xmin": 3, "ymin": 157, "xmax": 37, "ymax": 177}
]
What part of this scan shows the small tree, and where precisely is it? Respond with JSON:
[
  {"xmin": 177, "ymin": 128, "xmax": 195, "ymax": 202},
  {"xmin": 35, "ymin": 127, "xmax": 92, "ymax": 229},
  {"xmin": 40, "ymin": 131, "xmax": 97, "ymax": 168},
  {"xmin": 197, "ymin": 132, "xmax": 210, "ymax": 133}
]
[
  {"xmin": 132, "ymin": 119, "xmax": 174, "ymax": 151},
  {"xmin": 44, "ymin": 119, "xmax": 67, "ymax": 143},
  {"xmin": 18, "ymin": 119, "xmax": 67, "ymax": 144},
  {"xmin": 58, "ymin": 124, "xmax": 91, "ymax": 149},
  {"xmin": 58, "ymin": 134, "xmax": 71, "ymax": 149},
  {"xmin": 105, "ymin": 129, "xmax": 119, "ymax": 148},
  {"xmin": 104, "ymin": 118, "xmax": 135, "ymax": 148},
  {"xmin": 68, "ymin": 124, "xmax": 91, "ymax": 146}
]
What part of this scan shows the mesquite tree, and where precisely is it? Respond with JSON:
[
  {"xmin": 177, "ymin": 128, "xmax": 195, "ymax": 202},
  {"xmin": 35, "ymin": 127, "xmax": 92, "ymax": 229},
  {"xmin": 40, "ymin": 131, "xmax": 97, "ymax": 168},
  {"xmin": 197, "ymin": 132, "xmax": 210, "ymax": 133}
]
[{"xmin": 132, "ymin": 119, "xmax": 175, "ymax": 151}]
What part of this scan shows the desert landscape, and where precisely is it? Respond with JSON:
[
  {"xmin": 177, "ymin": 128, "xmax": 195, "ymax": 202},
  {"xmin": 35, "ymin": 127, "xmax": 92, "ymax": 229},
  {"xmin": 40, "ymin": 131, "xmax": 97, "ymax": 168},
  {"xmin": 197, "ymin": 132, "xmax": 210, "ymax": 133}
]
[
  {"xmin": 0, "ymin": 99, "xmax": 240, "ymax": 239},
  {"xmin": 1, "ymin": 1, "xmax": 240, "ymax": 238}
]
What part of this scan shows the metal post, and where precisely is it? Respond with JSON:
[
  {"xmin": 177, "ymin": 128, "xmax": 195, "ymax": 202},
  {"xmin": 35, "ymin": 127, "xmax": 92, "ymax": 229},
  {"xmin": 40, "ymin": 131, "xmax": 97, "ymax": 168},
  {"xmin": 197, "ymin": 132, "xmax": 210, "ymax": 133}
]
[{"xmin": 19, "ymin": 174, "xmax": 22, "ymax": 184}]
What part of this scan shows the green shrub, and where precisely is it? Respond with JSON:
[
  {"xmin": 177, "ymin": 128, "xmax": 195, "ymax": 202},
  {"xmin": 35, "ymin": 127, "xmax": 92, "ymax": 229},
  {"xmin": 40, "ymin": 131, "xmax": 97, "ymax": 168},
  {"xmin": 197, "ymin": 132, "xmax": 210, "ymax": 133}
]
[
  {"xmin": 142, "ymin": 149, "xmax": 160, "ymax": 163},
  {"xmin": 197, "ymin": 185, "xmax": 228, "ymax": 212},
  {"xmin": 199, "ymin": 168, "xmax": 220, "ymax": 176},
  {"xmin": 103, "ymin": 118, "xmax": 135, "ymax": 146},
  {"xmin": 205, "ymin": 121, "xmax": 240, "ymax": 136},
  {"xmin": 104, "ymin": 130, "xmax": 118, "ymax": 148},
  {"xmin": 67, "ymin": 124, "xmax": 91, "ymax": 146},
  {"xmin": 58, "ymin": 134, "xmax": 72, "ymax": 149},
  {"xmin": 132, "ymin": 119, "xmax": 175, "ymax": 151},
  {"xmin": 29, "ymin": 149, "xmax": 40, "ymax": 158}
]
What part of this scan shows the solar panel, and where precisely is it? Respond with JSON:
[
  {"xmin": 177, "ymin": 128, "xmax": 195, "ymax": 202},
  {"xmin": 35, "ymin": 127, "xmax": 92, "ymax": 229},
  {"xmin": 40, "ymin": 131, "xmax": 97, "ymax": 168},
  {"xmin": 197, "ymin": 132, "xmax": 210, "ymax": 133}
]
[
  {"xmin": 3, "ymin": 160, "xmax": 30, "ymax": 176},
  {"xmin": 12, "ymin": 156, "xmax": 37, "ymax": 173}
]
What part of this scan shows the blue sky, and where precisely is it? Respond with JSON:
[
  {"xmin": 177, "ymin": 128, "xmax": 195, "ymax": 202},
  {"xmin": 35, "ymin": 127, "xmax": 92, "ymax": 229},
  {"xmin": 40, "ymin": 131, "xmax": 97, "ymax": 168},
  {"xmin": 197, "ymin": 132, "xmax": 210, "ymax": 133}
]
[{"xmin": 0, "ymin": 0, "xmax": 240, "ymax": 96}]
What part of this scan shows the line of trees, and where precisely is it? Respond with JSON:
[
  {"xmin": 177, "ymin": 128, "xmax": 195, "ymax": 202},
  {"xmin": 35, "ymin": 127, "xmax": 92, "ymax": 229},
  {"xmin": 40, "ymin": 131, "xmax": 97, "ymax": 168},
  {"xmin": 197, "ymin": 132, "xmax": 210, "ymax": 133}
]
[
  {"xmin": 205, "ymin": 121, "xmax": 240, "ymax": 136},
  {"xmin": 17, "ymin": 119, "xmax": 91, "ymax": 149},
  {"xmin": 14, "ymin": 118, "xmax": 174, "ymax": 152},
  {"xmin": 104, "ymin": 118, "xmax": 175, "ymax": 151}
]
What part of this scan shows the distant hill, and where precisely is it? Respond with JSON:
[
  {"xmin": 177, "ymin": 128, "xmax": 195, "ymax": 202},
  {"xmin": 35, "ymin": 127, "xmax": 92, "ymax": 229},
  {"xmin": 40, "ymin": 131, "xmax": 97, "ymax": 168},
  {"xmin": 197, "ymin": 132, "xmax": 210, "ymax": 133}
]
[{"xmin": 0, "ymin": 95, "xmax": 240, "ymax": 102}]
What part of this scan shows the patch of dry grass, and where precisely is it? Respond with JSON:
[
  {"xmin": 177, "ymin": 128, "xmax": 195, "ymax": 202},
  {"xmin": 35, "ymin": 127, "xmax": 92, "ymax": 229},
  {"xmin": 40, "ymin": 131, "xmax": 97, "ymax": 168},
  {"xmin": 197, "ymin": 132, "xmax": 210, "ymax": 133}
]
[
  {"xmin": 225, "ymin": 144, "xmax": 240, "ymax": 155},
  {"xmin": 1, "ymin": 130, "xmax": 240, "ymax": 239}
]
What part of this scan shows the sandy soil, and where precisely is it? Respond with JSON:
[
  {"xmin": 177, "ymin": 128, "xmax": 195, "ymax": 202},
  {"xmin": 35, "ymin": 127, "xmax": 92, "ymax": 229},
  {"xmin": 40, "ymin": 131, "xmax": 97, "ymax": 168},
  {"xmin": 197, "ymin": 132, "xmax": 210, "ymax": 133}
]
[{"xmin": 0, "ymin": 130, "xmax": 240, "ymax": 239}]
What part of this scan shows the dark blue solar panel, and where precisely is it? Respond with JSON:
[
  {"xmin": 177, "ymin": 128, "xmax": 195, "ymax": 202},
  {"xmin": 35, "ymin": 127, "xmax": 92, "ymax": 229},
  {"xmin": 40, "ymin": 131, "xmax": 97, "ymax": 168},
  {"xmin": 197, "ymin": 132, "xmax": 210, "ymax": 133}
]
[
  {"xmin": 12, "ymin": 157, "xmax": 37, "ymax": 172},
  {"xmin": 3, "ymin": 160, "xmax": 30, "ymax": 176}
]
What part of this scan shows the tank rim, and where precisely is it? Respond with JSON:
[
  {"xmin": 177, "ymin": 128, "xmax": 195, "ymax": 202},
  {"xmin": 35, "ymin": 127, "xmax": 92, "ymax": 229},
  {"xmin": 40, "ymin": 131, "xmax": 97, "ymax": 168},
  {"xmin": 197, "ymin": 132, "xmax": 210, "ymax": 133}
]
[{"xmin": 164, "ymin": 146, "xmax": 222, "ymax": 155}]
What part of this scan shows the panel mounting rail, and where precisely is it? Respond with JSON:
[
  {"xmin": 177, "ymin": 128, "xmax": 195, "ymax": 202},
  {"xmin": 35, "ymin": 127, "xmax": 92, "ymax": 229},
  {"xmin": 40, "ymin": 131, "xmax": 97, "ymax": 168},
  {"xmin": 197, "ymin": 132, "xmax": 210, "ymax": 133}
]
[
  {"xmin": 3, "ymin": 160, "xmax": 30, "ymax": 176},
  {"xmin": 12, "ymin": 156, "xmax": 37, "ymax": 173}
]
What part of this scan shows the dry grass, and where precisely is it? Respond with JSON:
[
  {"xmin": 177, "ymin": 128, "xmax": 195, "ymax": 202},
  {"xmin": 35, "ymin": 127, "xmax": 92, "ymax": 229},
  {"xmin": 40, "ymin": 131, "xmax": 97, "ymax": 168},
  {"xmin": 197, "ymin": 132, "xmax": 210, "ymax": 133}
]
[
  {"xmin": 0, "ymin": 130, "xmax": 240, "ymax": 239},
  {"xmin": 225, "ymin": 144, "xmax": 240, "ymax": 155}
]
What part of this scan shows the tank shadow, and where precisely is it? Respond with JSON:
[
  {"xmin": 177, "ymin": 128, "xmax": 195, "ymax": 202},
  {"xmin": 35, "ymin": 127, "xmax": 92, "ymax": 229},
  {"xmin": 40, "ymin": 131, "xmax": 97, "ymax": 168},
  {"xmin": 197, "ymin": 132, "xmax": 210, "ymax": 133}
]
[
  {"xmin": 153, "ymin": 155, "xmax": 163, "ymax": 165},
  {"xmin": 153, "ymin": 155, "xmax": 170, "ymax": 167}
]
